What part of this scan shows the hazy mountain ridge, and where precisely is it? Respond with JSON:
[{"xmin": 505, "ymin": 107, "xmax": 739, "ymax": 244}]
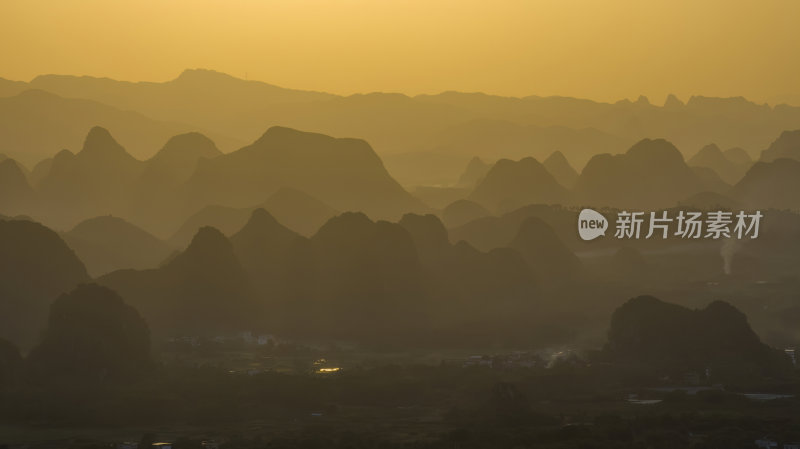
[
  {"xmin": 62, "ymin": 215, "xmax": 174, "ymax": 277},
  {"xmin": 0, "ymin": 89, "xmax": 227, "ymax": 166},
  {"xmin": 7, "ymin": 126, "xmax": 800, "ymax": 242},
  {"xmin": 6, "ymin": 70, "xmax": 800, "ymax": 187},
  {"xmin": 470, "ymin": 157, "xmax": 569, "ymax": 213},
  {"xmin": 17, "ymin": 126, "xmax": 412, "ymax": 235},
  {"xmin": 184, "ymin": 126, "xmax": 425, "ymax": 220}
]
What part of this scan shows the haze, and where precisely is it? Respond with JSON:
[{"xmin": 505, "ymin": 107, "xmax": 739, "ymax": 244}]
[{"xmin": 2, "ymin": 0, "xmax": 799, "ymax": 103}]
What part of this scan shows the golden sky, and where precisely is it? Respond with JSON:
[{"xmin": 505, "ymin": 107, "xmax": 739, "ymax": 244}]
[{"xmin": 1, "ymin": 0, "xmax": 798, "ymax": 103}]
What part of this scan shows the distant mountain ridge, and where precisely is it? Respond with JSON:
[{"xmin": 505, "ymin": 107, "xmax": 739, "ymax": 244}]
[
  {"xmin": 0, "ymin": 89, "xmax": 228, "ymax": 166},
  {"xmin": 184, "ymin": 126, "xmax": 424, "ymax": 219},
  {"xmin": 470, "ymin": 157, "xmax": 569, "ymax": 213},
  {"xmin": 687, "ymin": 143, "xmax": 751, "ymax": 184},
  {"xmin": 5, "ymin": 69, "xmax": 800, "ymax": 186},
  {"xmin": 23, "ymin": 126, "xmax": 417, "ymax": 235},
  {"xmin": 575, "ymin": 138, "xmax": 707, "ymax": 209}
]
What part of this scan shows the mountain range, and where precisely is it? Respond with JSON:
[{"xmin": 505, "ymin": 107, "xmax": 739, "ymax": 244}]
[
  {"xmin": 5, "ymin": 69, "xmax": 800, "ymax": 187},
  {"xmin": 4, "ymin": 124, "xmax": 800, "ymax": 241},
  {"xmin": 5, "ymin": 125, "xmax": 420, "ymax": 236}
]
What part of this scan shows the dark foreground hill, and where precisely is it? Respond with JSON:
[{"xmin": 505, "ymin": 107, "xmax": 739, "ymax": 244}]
[
  {"xmin": 0, "ymin": 158, "xmax": 35, "ymax": 216},
  {"xmin": 731, "ymin": 158, "xmax": 800, "ymax": 210},
  {"xmin": 98, "ymin": 227, "xmax": 257, "ymax": 337},
  {"xmin": 0, "ymin": 219, "xmax": 88, "ymax": 349},
  {"xmin": 604, "ymin": 296, "xmax": 791, "ymax": 382},
  {"xmin": 26, "ymin": 284, "xmax": 152, "ymax": 384},
  {"xmin": 760, "ymin": 129, "xmax": 800, "ymax": 162}
]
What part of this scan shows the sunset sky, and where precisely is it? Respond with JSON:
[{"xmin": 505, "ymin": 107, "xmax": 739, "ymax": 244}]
[{"xmin": 2, "ymin": 0, "xmax": 798, "ymax": 103}]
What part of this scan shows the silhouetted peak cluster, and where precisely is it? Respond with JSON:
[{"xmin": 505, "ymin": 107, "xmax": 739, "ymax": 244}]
[
  {"xmin": 457, "ymin": 156, "xmax": 492, "ymax": 188},
  {"xmin": 732, "ymin": 157, "xmax": 800, "ymax": 209},
  {"xmin": 605, "ymin": 296, "xmax": 790, "ymax": 381},
  {"xmin": 173, "ymin": 68, "xmax": 239, "ymax": 84},
  {"xmin": 542, "ymin": 150, "xmax": 578, "ymax": 189},
  {"xmin": 26, "ymin": 283, "xmax": 152, "ymax": 384},
  {"xmin": 509, "ymin": 217, "xmax": 581, "ymax": 284},
  {"xmin": 470, "ymin": 156, "xmax": 568, "ymax": 213},
  {"xmin": 168, "ymin": 226, "xmax": 240, "ymax": 272},
  {"xmin": 80, "ymin": 126, "xmax": 132, "ymax": 159},
  {"xmin": 442, "ymin": 199, "xmax": 491, "ymax": 228},
  {"xmin": 398, "ymin": 213, "xmax": 450, "ymax": 256},
  {"xmin": 688, "ymin": 143, "xmax": 751, "ymax": 184},
  {"xmin": 663, "ymin": 93, "xmax": 684, "ymax": 108},
  {"xmin": 576, "ymin": 138, "xmax": 703, "ymax": 209},
  {"xmin": 143, "ymin": 132, "xmax": 221, "ymax": 184},
  {"xmin": 760, "ymin": 129, "xmax": 800, "ymax": 162},
  {"xmin": 0, "ymin": 219, "xmax": 89, "ymax": 349}
]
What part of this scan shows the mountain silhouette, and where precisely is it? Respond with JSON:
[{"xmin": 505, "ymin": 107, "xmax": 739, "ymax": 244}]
[
  {"xmin": 469, "ymin": 157, "xmax": 569, "ymax": 213},
  {"xmin": 37, "ymin": 127, "xmax": 144, "ymax": 229},
  {"xmin": 29, "ymin": 69, "xmax": 332, "ymax": 141},
  {"xmin": 140, "ymin": 132, "xmax": 222, "ymax": 185},
  {"xmin": 128, "ymin": 132, "xmax": 224, "ymax": 235},
  {"xmin": 26, "ymin": 283, "xmax": 151, "ymax": 384},
  {"xmin": 301, "ymin": 212, "xmax": 426, "ymax": 340},
  {"xmin": 0, "ymin": 89, "xmax": 200, "ymax": 166},
  {"xmin": 542, "ymin": 150, "xmax": 579, "ymax": 189},
  {"xmin": 441, "ymin": 199, "xmax": 491, "ymax": 228},
  {"xmin": 605, "ymin": 296, "xmax": 790, "ymax": 381},
  {"xmin": 687, "ymin": 143, "xmax": 750, "ymax": 184},
  {"xmin": 0, "ymin": 77, "xmax": 27, "ymax": 98},
  {"xmin": 11, "ymin": 70, "xmax": 800, "ymax": 188},
  {"xmin": 397, "ymin": 213, "xmax": 538, "ymax": 341},
  {"xmin": 169, "ymin": 188, "xmax": 336, "ymax": 247},
  {"xmin": 230, "ymin": 209, "xmax": 303, "ymax": 297},
  {"xmin": 397, "ymin": 118, "xmax": 626, "ymax": 187},
  {"xmin": 760, "ymin": 129, "xmax": 800, "ymax": 162},
  {"xmin": 724, "ymin": 147, "xmax": 753, "ymax": 166},
  {"xmin": 258, "ymin": 187, "xmax": 338, "ymax": 236},
  {"xmin": 168, "ymin": 205, "xmax": 251, "ymax": 248},
  {"xmin": 690, "ymin": 166, "xmax": 731, "ymax": 194},
  {"xmin": 28, "ymin": 150, "xmax": 64, "ymax": 188},
  {"xmin": 0, "ymin": 159, "xmax": 35, "ymax": 216},
  {"xmin": 456, "ymin": 156, "xmax": 491, "ymax": 188},
  {"xmin": 508, "ymin": 217, "xmax": 581, "ymax": 284},
  {"xmin": 663, "ymin": 94, "xmax": 684, "ymax": 109},
  {"xmin": 63, "ymin": 215, "xmax": 173, "ymax": 277},
  {"xmin": 0, "ymin": 219, "xmax": 89, "ymax": 349},
  {"xmin": 449, "ymin": 204, "xmax": 578, "ymax": 253},
  {"xmin": 731, "ymin": 158, "xmax": 800, "ymax": 210},
  {"xmin": 397, "ymin": 213, "xmax": 451, "ymax": 265},
  {"xmin": 99, "ymin": 226, "xmax": 256, "ymax": 337},
  {"xmin": 575, "ymin": 138, "xmax": 704, "ymax": 209},
  {"xmin": 185, "ymin": 126, "xmax": 423, "ymax": 219}
]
